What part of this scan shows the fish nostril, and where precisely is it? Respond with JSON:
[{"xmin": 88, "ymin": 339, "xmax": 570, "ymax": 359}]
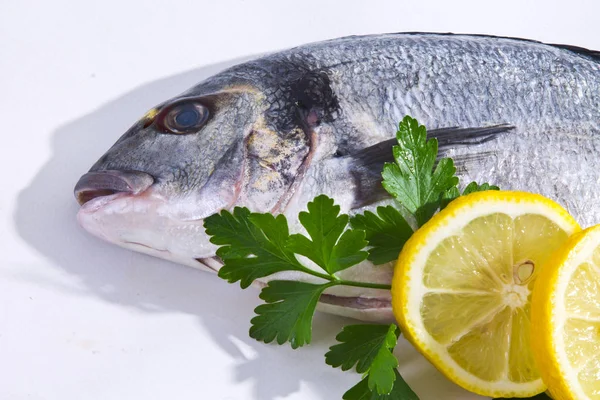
[{"xmin": 74, "ymin": 170, "xmax": 154, "ymax": 205}]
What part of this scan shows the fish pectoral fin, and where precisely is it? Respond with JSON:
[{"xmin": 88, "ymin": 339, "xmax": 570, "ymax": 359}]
[
  {"xmin": 346, "ymin": 124, "xmax": 513, "ymax": 208},
  {"xmin": 452, "ymin": 151, "xmax": 499, "ymax": 175},
  {"xmin": 344, "ymin": 138, "xmax": 396, "ymax": 208},
  {"xmin": 432, "ymin": 124, "xmax": 514, "ymax": 150}
]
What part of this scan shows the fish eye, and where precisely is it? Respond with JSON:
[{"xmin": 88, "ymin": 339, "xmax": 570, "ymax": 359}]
[{"xmin": 161, "ymin": 102, "xmax": 209, "ymax": 134}]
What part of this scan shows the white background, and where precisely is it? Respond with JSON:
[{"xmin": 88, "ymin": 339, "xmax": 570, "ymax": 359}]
[{"xmin": 1, "ymin": 1, "xmax": 598, "ymax": 399}]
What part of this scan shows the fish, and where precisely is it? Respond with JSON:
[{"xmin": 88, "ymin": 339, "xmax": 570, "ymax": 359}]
[{"xmin": 74, "ymin": 33, "xmax": 600, "ymax": 322}]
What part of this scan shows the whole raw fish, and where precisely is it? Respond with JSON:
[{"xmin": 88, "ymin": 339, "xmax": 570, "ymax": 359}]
[{"xmin": 74, "ymin": 33, "xmax": 600, "ymax": 321}]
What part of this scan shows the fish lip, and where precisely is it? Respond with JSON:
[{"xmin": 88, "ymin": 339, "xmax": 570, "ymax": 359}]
[
  {"xmin": 74, "ymin": 170, "xmax": 155, "ymax": 206},
  {"xmin": 77, "ymin": 191, "xmax": 129, "ymax": 214}
]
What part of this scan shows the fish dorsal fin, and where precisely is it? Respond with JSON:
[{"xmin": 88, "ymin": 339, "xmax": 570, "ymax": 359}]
[
  {"xmin": 388, "ymin": 32, "xmax": 600, "ymax": 63},
  {"xmin": 547, "ymin": 43, "xmax": 600, "ymax": 62},
  {"xmin": 346, "ymin": 124, "xmax": 515, "ymax": 208}
]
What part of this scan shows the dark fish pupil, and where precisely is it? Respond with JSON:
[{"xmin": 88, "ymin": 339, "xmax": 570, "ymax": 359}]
[{"xmin": 175, "ymin": 108, "xmax": 200, "ymax": 128}]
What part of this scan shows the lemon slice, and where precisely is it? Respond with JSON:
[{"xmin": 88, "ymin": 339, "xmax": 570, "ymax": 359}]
[
  {"xmin": 532, "ymin": 225, "xmax": 600, "ymax": 400},
  {"xmin": 392, "ymin": 191, "xmax": 580, "ymax": 397}
]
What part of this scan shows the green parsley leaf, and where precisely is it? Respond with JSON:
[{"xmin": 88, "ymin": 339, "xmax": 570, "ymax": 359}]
[
  {"xmin": 204, "ymin": 208, "xmax": 304, "ymax": 288},
  {"xmin": 350, "ymin": 206, "xmax": 414, "ymax": 265},
  {"xmin": 381, "ymin": 115, "xmax": 459, "ymax": 227},
  {"xmin": 463, "ymin": 181, "xmax": 500, "ymax": 195},
  {"xmin": 326, "ymin": 324, "xmax": 397, "ymax": 373},
  {"xmin": 343, "ymin": 370, "xmax": 419, "ymax": 400},
  {"xmin": 368, "ymin": 325, "xmax": 400, "ymax": 394},
  {"xmin": 326, "ymin": 324, "xmax": 400, "ymax": 395},
  {"xmin": 440, "ymin": 181, "xmax": 500, "ymax": 210},
  {"xmin": 250, "ymin": 280, "xmax": 332, "ymax": 349},
  {"xmin": 287, "ymin": 195, "xmax": 368, "ymax": 274},
  {"xmin": 440, "ymin": 186, "xmax": 460, "ymax": 210}
]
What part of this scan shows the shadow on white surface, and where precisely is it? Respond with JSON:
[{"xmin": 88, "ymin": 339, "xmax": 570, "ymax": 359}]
[{"xmin": 13, "ymin": 57, "xmax": 485, "ymax": 400}]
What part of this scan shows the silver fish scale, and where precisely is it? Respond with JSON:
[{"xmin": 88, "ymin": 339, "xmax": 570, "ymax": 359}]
[{"xmin": 270, "ymin": 34, "xmax": 600, "ymax": 227}]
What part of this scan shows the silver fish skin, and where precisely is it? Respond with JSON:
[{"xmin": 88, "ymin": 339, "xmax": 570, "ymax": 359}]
[{"xmin": 74, "ymin": 33, "xmax": 600, "ymax": 322}]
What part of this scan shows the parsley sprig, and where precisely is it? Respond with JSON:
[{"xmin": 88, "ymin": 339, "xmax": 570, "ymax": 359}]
[
  {"xmin": 204, "ymin": 195, "xmax": 390, "ymax": 349},
  {"xmin": 351, "ymin": 116, "xmax": 499, "ymax": 264},
  {"xmin": 326, "ymin": 324, "xmax": 417, "ymax": 398},
  {"xmin": 382, "ymin": 115, "xmax": 459, "ymax": 227},
  {"xmin": 441, "ymin": 181, "xmax": 500, "ymax": 210},
  {"xmin": 350, "ymin": 206, "xmax": 413, "ymax": 265},
  {"xmin": 204, "ymin": 115, "xmax": 501, "ymax": 399}
]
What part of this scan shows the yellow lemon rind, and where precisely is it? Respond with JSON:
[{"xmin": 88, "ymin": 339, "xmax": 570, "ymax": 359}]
[
  {"xmin": 392, "ymin": 190, "xmax": 580, "ymax": 398},
  {"xmin": 531, "ymin": 225, "xmax": 600, "ymax": 400}
]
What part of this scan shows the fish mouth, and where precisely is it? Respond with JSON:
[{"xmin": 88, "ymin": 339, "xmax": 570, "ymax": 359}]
[
  {"xmin": 74, "ymin": 169, "xmax": 220, "ymax": 270},
  {"xmin": 74, "ymin": 170, "xmax": 155, "ymax": 206}
]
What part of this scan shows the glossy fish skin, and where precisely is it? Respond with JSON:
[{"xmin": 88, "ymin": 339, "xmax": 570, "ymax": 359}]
[{"xmin": 75, "ymin": 33, "xmax": 600, "ymax": 321}]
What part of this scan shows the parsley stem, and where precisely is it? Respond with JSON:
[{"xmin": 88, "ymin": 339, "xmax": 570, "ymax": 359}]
[
  {"xmin": 299, "ymin": 268, "xmax": 338, "ymax": 282},
  {"xmin": 297, "ymin": 268, "xmax": 391, "ymax": 290},
  {"xmin": 336, "ymin": 280, "xmax": 392, "ymax": 290}
]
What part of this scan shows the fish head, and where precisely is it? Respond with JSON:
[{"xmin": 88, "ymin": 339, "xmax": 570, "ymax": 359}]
[{"xmin": 74, "ymin": 67, "xmax": 320, "ymax": 267}]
